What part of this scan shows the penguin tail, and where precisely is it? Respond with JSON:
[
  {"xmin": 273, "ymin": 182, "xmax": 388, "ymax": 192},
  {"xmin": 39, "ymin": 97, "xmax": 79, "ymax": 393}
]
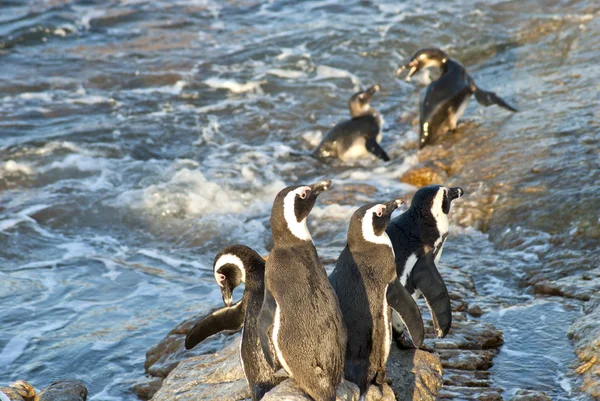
[{"xmin": 474, "ymin": 86, "xmax": 518, "ymax": 112}]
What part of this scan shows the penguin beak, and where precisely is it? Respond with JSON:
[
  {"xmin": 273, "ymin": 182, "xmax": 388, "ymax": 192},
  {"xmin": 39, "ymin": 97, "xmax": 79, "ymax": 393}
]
[
  {"xmin": 366, "ymin": 84, "xmax": 380, "ymax": 96},
  {"xmin": 221, "ymin": 285, "xmax": 233, "ymax": 307},
  {"xmin": 449, "ymin": 187, "xmax": 464, "ymax": 201},
  {"xmin": 308, "ymin": 180, "xmax": 332, "ymax": 198},
  {"xmin": 395, "ymin": 60, "xmax": 420, "ymax": 81},
  {"xmin": 383, "ymin": 198, "xmax": 405, "ymax": 216}
]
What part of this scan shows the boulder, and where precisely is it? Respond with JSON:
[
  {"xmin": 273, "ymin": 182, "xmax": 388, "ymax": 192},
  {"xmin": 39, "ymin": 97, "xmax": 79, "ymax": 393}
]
[
  {"xmin": 400, "ymin": 161, "xmax": 448, "ymax": 188},
  {"xmin": 0, "ymin": 381, "xmax": 35, "ymax": 401},
  {"xmin": 387, "ymin": 345, "xmax": 443, "ymax": 401},
  {"xmin": 568, "ymin": 294, "xmax": 600, "ymax": 398},
  {"xmin": 262, "ymin": 379, "xmax": 359, "ymax": 401},
  {"xmin": 533, "ymin": 267, "xmax": 600, "ymax": 301},
  {"xmin": 36, "ymin": 381, "xmax": 88, "ymax": 401}
]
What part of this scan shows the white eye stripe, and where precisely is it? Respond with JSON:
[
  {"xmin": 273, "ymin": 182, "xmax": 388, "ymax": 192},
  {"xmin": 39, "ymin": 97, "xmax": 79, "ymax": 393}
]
[
  {"xmin": 362, "ymin": 205, "xmax": 393, "ymax": 252},
  {"xmin": 431, "ymin": 188, "xmax": 449, "ymax": 245},
  {"xmin": 283, "ymin": 187, "xmax": 312, "ymax": 241},
  {"xmin": 214, "ymin": 254, "xmax": 246, "ymax": 287}
]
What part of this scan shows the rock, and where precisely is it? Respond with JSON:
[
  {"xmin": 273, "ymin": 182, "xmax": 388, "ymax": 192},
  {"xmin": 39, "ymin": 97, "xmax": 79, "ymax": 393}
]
[
  {"xmin": 0, "ymin": 381, "xmax": 36, "ymax": 401},
  {"xmin": 36, "ymin": 381, "xmax": 88, "ymax": 401},
  {"xmin": 151, "ymin": 336, "xmax": 252, "ymax": 401},
  {"xmin": 510, "ymin": 389, "xmax": 552, "ymax": 401},
  {"xmin": 262, "ymin": 378, "xmax": 359, "ymax": 401},
  {"xmin": 438, "ymin": 386, "xmax": 503, "ymax": 400},
  {"xmin": 363, "ymin": 383, "xmax": 395, "ymax": 401},
  {"xmin": 428, "ymin": 320, "xmax": 504, "ymax": 350},
  {"xmin": 568, "ymin": 294, "xmax": 600, "ymax": 398},
  {"xmin": 400, "ymin": 161, "xmax": 448, "ymax": 188},
  {"xmin": 132, "ymin": 377, "xmax": 163, "ymax": 401},
  {"xmin": 387, "ymin": 344, "xmax": 443, "ymax": 401},
  {"xmin": 467, "ymin": 305, "xmax": 484, "ymax": 317},
  {"xmin": 533, "ymin": 267, "xmax": 600, "ymax": 301}
]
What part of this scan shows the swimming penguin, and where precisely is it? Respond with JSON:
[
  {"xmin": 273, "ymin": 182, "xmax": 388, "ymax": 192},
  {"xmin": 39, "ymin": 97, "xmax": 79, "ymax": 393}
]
[
  {"xmin": 395, "ymin": 48, "xmax": 517, "ymax": 148},
  {"xmin": 312, "ymin": 85, "xmax": 390, "ymax": 162},
  {"xmin": 258, "ymin": 180, "xmax": 346, "ymax": 401},
  {"xmin": 329, "ymin": 199, "xmax": 424, "ymax": 394},
  {"xmin": 185, "ymin": 245, "xmax": 279, "ymax": 401},
  {"xmin": 386, "ymin": 185, "xmax": 464, "ymax": 342}
]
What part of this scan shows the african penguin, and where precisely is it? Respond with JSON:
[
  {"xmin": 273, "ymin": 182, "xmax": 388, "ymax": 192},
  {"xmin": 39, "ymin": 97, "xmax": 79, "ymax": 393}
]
[
  {"xmin": 258, "ymin": 180, "xmax": 346, "ymax": 401},
  {"xmin": 329, "ymin": 198, "xmax": 424, "ymax": 394},
  {"xmin": 395, "ymin": 48, "xmax": 517, "ymax": 148},
  {"xmin": 386, "ymin": 185, "xmax": 464, "ymax": 343},
  {"xmin": 312, "ymin": 84, "xmax": 390, "ymax": 162},
  {"xmin": 185, "ymin": 245, "xmax": 279, "ymax": 401}
]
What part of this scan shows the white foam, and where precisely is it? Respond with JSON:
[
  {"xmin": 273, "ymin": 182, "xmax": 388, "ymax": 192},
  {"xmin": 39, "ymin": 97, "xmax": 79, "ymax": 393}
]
[
  {"xmin": 44, "ymin": 154, "xmax": 110, "ymax": 172},
  {"xmin": 138, "ymin": 249, "xmax": 184, "ymax": 268},
  {"xmin": 131, "ymin": 80, "xmax": 186, "ymax": 95},
  {"xmin": 301, "ymin": 130, "xmax": 323, "ymax": 147},
  {"xmin": 315, "ymin": 65, "xmax": 361, "ymax": 89},
  {"xmin": 204, "ymin": 77, "xmax": 264, "ymax": 93},
  {"xmin": 267, "ymin": 69, "xmax": 306, "ymax": 79},
  {"xmin": 19, "ymin": 92, "xmax": 53, "ymax": 102},
  {"xmin": 90, "ymin": 340, "xmax": 120, "ymax": 351}
]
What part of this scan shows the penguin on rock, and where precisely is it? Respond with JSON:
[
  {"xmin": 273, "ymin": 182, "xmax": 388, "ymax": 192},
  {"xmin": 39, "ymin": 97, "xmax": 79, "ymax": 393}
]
[
  {"xmin": 329, "ymin": 198, "xmax": 424, "ymax": 394},
  {"xmin": 395, "ymin": 48, "xmax": 517, "ymax": 148},
  {"xmin": 386, "ymin": 185, "xmax": 464, "ymax": 343},
  {"xmin": 185, "ymin": 245, "xmax": 279, "ymax": 401},
  {"xmin": 258, "ymin": 180, "xmax": 346, "ymax": 401}
]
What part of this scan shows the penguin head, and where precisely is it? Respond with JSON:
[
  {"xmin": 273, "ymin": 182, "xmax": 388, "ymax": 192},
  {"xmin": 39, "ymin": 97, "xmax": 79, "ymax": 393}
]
[
  {"xmin": 348, "ymin": 84, "xmax": 380, "ymax": 117},
  {"xmin": 410, "ymin": 185, "xmax": 464, "ymax": 224},
  {"xmin": 270, "ymin": 180, "xmax": 332, "ymax": 243},
  {"xmin": 395, "ymin": 48, "xmax": 448, "ymax": 81},
  {"xmin": 349, "ymin": 198, "xmax": 405, "ymax": 247},
  {"xmin": 213, "ymin": 244, "xmax": 265, "ymax": 306}
]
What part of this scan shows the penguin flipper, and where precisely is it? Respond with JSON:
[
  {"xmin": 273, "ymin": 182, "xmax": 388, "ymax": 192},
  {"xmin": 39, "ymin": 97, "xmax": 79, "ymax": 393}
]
[
  {"xmin": 411, "ymin": 252, "xmax": 452, "ymax": 338},
  {"xmin": 387, "ymin": 279, "xmax": 424, "ymax": 348},
  {"xmin": 257, "ymin": 288, "xmax": 277, "ymax": 369},
  {"xmin": 474, "ymin": 87, "xmax": 518, "ymax": 112},
  {"xmin": 185, "ymin": 300, "xmax": 245, "ymax": 350},
  {"xmin": 365, "ymin": 138, "xmax": 390, "ymax": 162}
]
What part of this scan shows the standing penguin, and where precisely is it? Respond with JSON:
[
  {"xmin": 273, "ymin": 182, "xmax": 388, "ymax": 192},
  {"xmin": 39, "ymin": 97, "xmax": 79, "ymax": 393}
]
[
  {"xmin": 386, "ymin": 185, "xmax": 464, "ymax": 341},
  {"xmin": 329, "ymin": 199, "xmax": 424, "ymax": 394},
  {"xmin": 185, "ymin": 245, "xmax": 279, "ymax": 401},
  {"xmin": 312, "ymin": 85, "xmax": 390, "ymax": 162},
  {"xmin": 395, "ymin": 48, "xmax": 517, "ymax": 148},
  {"xmin": 258, "ymin": 180, "xmax": 346, "ymax": 401}
]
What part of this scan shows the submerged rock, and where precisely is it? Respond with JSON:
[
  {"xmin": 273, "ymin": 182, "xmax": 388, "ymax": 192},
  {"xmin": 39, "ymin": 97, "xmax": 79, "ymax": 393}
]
[
  {"xmin": 400, "ymin": 161, "xmax": 449, "ymax": 188},
  {"xmin": 569, "ymin": 294, "xmax": 600, "ymax": 398},
  {"xmin": 533, "ymin": 267, "xmax": 600, "ymax": 301},
  {"xmin": 262, "ymin": 379, "xmax": 359, "ymax": 401},
  {"xmin": 510, "ymin": 389, "xmax": 552, "ymax": 401}
]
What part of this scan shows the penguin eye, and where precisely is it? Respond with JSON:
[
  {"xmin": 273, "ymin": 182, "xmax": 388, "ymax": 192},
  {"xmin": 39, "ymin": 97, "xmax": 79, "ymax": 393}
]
[
  {"xmin": 376, "ymin": 211, "xmax": 383, "ymax": 218},
  {"xmin": 218, "ymin": 273, "xmax": 226, "ymax": 282},
  {"xmin": 299, "ymin": 192, "xmax": 307, "ymax": 200}
]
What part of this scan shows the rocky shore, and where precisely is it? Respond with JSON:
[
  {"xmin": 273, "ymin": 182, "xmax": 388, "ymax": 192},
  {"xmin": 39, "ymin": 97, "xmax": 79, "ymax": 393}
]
[
  {"xmin": 0, "ymin": 380, "xmax": 87, "ymax": 401},
  {"xmin": 133, "ymin": 259, "xmax": 510, "ymax": 401}
]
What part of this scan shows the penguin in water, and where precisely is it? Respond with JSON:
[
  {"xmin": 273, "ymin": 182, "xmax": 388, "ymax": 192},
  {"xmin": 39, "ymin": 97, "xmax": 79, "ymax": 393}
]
[
  {"xmin": 185, "ymin": 245, "xmax": 279, "ymax": 401},
  {"xmin": 329, "ymin": 198, "xmax": 424, "ymax": 394},
  {"xmin": 312, "ymin": 85, "xmax": 390, "ymax": 162},
  {"xmin": 395, "ymin": 48, "xmax": 517, "ymax": 148},
  {"xmin": 386, "ymin": 185, "xmax": 464, "ymax": 342},
  {"xmin": 258, "ymin": 180, "xmax": 346, "ymax": 401}
]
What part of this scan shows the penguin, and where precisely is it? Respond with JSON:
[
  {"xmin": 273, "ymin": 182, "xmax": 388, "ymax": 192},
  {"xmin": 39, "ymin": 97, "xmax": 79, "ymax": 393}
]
[
  {"xmin": 312, "ymin": 85, "xmax": 390, "ymax": 162},
  {"xmin": 385, "ymin": 185, "xmax": 464, "ymax": 342},
  {"xmin": 258, "ymin": 180, "xmax": 346, "ymax": 401},
  {"xmin": 395, "ymin": 48, "xmax": 517, "ymax": 148},
  {"xmin": 185, "ymin": 245, "xmax": 279, "ymax": 401},
  {"xmin": 329, "ymin": 198, "xmax": 424, "ymax": 394}
]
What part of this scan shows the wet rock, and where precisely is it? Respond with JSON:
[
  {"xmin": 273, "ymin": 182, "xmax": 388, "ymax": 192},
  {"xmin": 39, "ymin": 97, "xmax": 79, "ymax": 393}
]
[
  {"xmin": 0, "ymin": 381, "xmax": 35, "ymax": 401},
  {"xmin": 510, "ymin": 389, "xmax": 552, "ymax": 401},
  {"xmin": 132, "ymin": 377, "xmax": 163, "ymax": 401},
  {"xmin": 428, "ymin": 320, "xmax": 504, "ymax": 350},
  {"xmin": 533, "ymin": 267, "xmax": 600, "ymax": 301},
  {"xmin": 437, "ymin": 349, "xmax": 497, "ymax": 371},
  {"xmin": 400, "ymin": 161, "xmax": 449, "ymax": 188},
  {"xmin": 36, "ymin": 380, "xmax": 88, "ymax": 401},
  {"xmin": 568, "ymin": 294, "xmax": 600, "ymax": 398},
  {"xmin": 438, "ymin": 386, "xmax": 503, "ymax": 400},
  {"xmin": 387, "ymin": 345, "xmax": 443, "ymax": 401},
  {"xmin": 144, "ymin": 310, "xmax": 237, "ymax": 380},
  {"xmin": 151, "ymin": 336, "xmax": 252, "ymax": 401},
  {"xmin": 262, "ymin": 378, "xmax": 359, "ymax": 401},
  {"xmin": 467, "ymin": 305, "xmax": 484, "ymax": 317},
  {"xmin": 363, "ymin": 383, "xmax": 395, "ymax": 401}
]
